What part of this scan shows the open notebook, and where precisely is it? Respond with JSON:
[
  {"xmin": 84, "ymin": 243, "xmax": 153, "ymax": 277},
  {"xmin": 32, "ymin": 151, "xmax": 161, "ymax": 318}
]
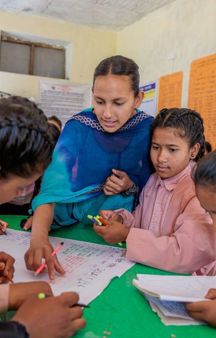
[{"xmin": 133, "ymin": 274, "xmax": 216, "ymax": 325}]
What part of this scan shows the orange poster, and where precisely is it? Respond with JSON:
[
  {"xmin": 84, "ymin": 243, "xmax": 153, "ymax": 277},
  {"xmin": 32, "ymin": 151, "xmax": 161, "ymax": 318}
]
[
  {"xmin": 157, "ymin": 71, "xmax": 183, "ymax": 112},
  {"xmin": 188, "ymin": 54, "xmax": 216, "ymax": 149}
]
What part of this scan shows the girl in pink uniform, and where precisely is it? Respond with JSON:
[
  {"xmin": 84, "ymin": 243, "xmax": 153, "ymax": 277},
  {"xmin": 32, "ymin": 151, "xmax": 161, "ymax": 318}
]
[{"xmin": 94, "ymin": 108, "xmax": 215, "ymax": 274}]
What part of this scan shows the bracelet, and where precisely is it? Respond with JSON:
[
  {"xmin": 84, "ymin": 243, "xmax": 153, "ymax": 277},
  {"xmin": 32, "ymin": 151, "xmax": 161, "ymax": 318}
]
[{"xmin": 122, "ymin": 183, "xmax": 138, "ymax": 196}]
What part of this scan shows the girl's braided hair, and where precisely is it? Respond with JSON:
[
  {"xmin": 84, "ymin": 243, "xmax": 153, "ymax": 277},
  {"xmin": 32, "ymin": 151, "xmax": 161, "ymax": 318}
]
[
  {"xmin": 152, "ymin": 107, "xmax": 205, "ymax": 161},
  {"xmin": 0, "ymin": 96, "xmax": 53, "ymax": 179}
]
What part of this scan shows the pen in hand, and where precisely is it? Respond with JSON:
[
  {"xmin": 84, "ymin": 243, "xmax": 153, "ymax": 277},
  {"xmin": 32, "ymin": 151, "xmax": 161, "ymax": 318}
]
[
  {"xmin": 34, "ymin": 242, "xmax": 64, "ymax": 276},
  {"xmin": 37, "ymin": 293, "xmax": 89, "ymax": 308}
]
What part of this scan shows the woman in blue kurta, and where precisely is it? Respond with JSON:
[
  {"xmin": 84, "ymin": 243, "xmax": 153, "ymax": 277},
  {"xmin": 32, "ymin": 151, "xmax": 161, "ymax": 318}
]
[{"xmin": 25, "ymin": 55, "xmax": 153, "ymax": 278}]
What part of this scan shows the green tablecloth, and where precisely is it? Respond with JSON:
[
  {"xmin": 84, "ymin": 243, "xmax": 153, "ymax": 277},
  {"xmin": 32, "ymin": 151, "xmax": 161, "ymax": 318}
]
[{"xmin": 2, "ymin": 215, "xmax": 216, "ymax": 338}]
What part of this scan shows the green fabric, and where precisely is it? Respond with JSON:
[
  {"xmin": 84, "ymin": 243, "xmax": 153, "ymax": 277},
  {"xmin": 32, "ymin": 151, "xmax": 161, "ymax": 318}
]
[{"xmin": 2, "ymin": 215, "xmax": 216, "ymax": 338}]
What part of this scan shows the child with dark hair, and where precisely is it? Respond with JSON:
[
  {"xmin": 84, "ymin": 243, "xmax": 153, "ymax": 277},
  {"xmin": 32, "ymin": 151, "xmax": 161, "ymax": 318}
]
[
  {"xmin": 48, "ymin": 115, "xmax": 62, "ymax": 148},
  {"xmin": 94, "ymin": 107, "xmax": 215, "ymax": 273},
  {"xmin": 205, "ymin": 141, "xmax": 212, "ymax": 154},
  {"xmin": 0, "ymin": 100, "xmax": 61, "ymax": 217},
  {"xmin": 0, "ymin": 97, "xmax": 85, "ymax": 337},
  {"xmin": 25, "ymin": 55, "xmax": 154, "ymax": 278},
  {"xmin": 186, "ymin": 151, "xmax": 216, "ymax": 327}
]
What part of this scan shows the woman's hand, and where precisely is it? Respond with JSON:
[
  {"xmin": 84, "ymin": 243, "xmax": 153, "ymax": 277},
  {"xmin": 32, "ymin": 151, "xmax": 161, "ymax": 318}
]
[
  {"xmin": 103, "ymin": 169, "xmax": 133, "ymax": 195},
  {"xmin": 0, "ymin": 251, "xmax": 15, "ymax": 283},
  {"xmin": 22, "ymin": 216, "xmax": 33, "ymax": 231},
  {"xmin": 24, "ymin": 240, "xmax": 65, "ymax": 280}
]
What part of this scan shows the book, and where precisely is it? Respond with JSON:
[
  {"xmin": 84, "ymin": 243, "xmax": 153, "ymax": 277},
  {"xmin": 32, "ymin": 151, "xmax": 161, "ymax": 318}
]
[{"xmin": 133, "ymin": 274, "xmax": 216, "ymax": 326}]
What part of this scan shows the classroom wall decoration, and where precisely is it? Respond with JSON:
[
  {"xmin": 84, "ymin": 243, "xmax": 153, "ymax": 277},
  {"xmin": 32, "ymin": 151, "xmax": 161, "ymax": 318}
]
[
  {"xmin": 139, "ymin": 81, "xmax": 157, "ymax": 117},
  {"xmin": 157, "ymin": 71, "xmax": 183, "ymax": 112},
  {"xmin": 39, "ymin": 79, "xmax": 91, "ymax": 126},
  {"xmin": 188, "ymin": 54, "xmax": 216, "ymax": 150}
]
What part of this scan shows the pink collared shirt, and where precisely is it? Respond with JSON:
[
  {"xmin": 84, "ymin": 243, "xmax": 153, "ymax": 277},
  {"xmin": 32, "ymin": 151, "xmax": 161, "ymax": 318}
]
[{"xmin": 117, "ymin": 162, "xmax": 216, "ymax": 273}]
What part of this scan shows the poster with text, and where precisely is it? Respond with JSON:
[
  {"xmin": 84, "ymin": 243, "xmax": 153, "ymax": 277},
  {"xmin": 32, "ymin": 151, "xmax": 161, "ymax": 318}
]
[
  {"xmin": 157, "ymin": 71, "xmax": 183, "ymax": 112},
  {"xmin": 39, "ymin": 79, "xmax": 91, "ymax": 126},
  {"xmin": 139, "ymin": 81, "xmax": 157, "ymax": 117},
  {"xmin": 188, "ymin": 54, "xmax": 216, "ymax": 150}
]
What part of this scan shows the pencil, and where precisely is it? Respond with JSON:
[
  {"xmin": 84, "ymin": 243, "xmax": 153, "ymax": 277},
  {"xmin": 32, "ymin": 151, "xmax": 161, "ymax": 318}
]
[{"xmin": 37, "ymin": 293, "xmax": 89, "ymax": 308}]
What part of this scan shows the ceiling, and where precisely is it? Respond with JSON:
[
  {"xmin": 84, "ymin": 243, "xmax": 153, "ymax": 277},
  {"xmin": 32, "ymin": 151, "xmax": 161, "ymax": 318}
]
[{"xmin": 0, "ymin": 0, "xmax": 176, "ymax": 30}]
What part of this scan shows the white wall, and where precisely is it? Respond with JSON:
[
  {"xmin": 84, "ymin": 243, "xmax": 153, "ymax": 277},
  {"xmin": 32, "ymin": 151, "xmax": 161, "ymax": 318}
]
[
  {"xmin": 117, "ymin": 0, "xmax": 216, "ymax": 105},
  {"xmin": 0, "ymin": 11, "xmax": 116, "ymax": 99},
  {"xmin": 1, "ymin": 0, "xmax": 215, "ymax": 105}
]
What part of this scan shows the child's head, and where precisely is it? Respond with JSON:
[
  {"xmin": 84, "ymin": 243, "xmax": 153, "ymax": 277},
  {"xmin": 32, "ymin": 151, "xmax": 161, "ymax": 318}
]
[
  {"xmin": 92, "ymin": 55, "xmax": 143, "ymax": 133},
  {"xmin": 48, "ymin": 115, "xmax": 62, "ymax": 132},
  {"xmin": 0, "ymin": 96, "xmax": 52, "ymax": 204},
  {"xmin": 48, "ymin": 115, "xmax": 62, "ymax": 147},
  {"xmin": 151, "ymin": 107, "xmax": 205, "ymax": 179},
  {"xmin": 194, "ymin": 151, "xmax": 216, "ymax": 223},
  {"xmin": 205, "ymin": 141, "xmax": 212, "ymax": 155}
]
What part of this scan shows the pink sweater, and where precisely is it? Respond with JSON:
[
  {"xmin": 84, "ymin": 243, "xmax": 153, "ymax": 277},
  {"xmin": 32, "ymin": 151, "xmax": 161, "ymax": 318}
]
[{"xmin": 117, "ymin": 162, "xmax": 216, "ymax": 273}]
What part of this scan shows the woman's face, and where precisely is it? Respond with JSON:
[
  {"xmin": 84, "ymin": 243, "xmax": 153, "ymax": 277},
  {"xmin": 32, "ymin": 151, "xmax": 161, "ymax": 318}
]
[
  {"xmin": 92, "ymin": 74, "xmax": 143, "ymax": 133},
  {"xmin": 196, "ymin": 184, "xmax": 216, "ymax": 224},
  {"xmin": 0, "ymin": 172, "xmax": 41, "ymax": 204}
]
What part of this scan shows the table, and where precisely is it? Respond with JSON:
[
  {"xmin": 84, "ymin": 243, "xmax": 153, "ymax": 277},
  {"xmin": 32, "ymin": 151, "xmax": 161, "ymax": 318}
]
[{"xmin": 2, "ymin": 215, "xmax": 216, "ymax": 338}]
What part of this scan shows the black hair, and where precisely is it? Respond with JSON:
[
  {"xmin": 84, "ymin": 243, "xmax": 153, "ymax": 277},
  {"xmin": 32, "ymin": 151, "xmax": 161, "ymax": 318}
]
[
  {"xmin": 152, "ymin": 108, "xmax": 205, "ymax": 161},
  {"xmin": 205, "ymin": 141, "xmax": 212, "ymax": 153},
  {"xmin": 93, "ymin": 55, "xmax": 140, "ymax": 96},
  {"xmin": 48, "ymin": 115, "xmax": 62, "ymax": 130},
  {"xmin": 194, "ymin": 150, "xmax": 216, "ymax": 188},
  {"xmin": 48, "ymin": 123, "xmax": 61, "ymax": 148},
  {"xmin": 0, "ymin": 96, "xmax": 52, "ymax": 180}
]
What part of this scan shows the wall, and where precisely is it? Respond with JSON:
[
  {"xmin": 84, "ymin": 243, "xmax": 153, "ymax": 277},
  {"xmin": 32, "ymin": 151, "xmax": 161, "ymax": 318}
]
[
  {"xmin": 117, "ymin": 0, "xmax": 216, "ymax": 105},
  {"xmin": 1, "ymin": 0, "xmax": 216, "ymax": 105},
  {"xmin": 0, "ymin": 11, "xmax": 116, "ymax": 99}
]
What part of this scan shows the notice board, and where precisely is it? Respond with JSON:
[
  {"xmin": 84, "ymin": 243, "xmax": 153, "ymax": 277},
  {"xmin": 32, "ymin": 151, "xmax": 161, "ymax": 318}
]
[
  {"xmin": 157, "ymin": 71, "xmax": 183, "ymax": 112},
  {"xmin": 188, "ymin": 54, "xmax": 216, "ymax": 149}
]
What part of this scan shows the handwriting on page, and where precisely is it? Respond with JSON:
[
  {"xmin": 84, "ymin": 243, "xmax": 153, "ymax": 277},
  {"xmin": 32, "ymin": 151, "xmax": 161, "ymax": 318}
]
[{"xmin": 0, "ymin": 229, "xmax": 134, "ymax": 304}]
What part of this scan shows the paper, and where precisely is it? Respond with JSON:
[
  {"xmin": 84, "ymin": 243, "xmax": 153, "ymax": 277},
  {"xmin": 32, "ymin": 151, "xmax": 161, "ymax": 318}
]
[
  {"xmin": 133, "ymin": 274, "xmax": 216, "ymax": 302},
  {"xmin": 149, "ymin": 300, "xmax": 203, "ymax": 326},
  {"xmin": 0, "ymin": 229, "xmax": 134, "ymax": 304},
  {"xmin": 157, "ymin": 71, "xmax": 183, "ymax": 112},
  {"xmin": 188, "ymin": 54, "xmax": 216, "ymax": 149},
  {"xmin": 139, "ymin": 81, "xmax": 157, "ymax": 117},
  {"xmin": 39, "ymin": 79, "xmax": 91, "ymax": 126},
  {"xmin": 133, "ymin": 274, "xmax": 216, "ymax": 326}
]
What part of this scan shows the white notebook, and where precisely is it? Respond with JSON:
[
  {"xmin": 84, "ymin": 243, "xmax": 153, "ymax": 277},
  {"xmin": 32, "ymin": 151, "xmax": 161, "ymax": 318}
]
[
  {"xmin": 133, "ymin": 274, "xmax": 216, "ymax": 302},
  {"xmin": 133, "ymin": 274, "xmax": 216, "ymax": 325}
]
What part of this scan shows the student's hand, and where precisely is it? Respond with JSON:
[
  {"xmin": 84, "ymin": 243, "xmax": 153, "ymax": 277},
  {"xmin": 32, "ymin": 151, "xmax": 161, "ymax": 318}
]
[
  {"xmin": 24, "ymin": 240, "xmax": 65, "ymax": 280},
  {"xmin": 103, "ymin": 169, "xmax": 133, "ymax": 195},
  {"xmin": 93, "ymin": 220, "xmax": 129, "ymax": 244},
  {"xmin": 0, "ymin": 251, "xmax": 15, "ymax": 283},
  {"xmin": 205, "ymin": 288, "xmax": 216, "ymax": 300},
  {"xmin": 8, "ymin": 281, "xmax": 53, "ymax": 310},
  {"xmin": 186, "ymin": 299, "xmax": 216, "ymax": 326},
  {"xmin": 0, "ymin": 220, "xmax": 8, "ymax": 235},
  {"xmin": 99, "ymin": 210, "xmax": 123, "ymax": 223},
  {"xmin": 12, "ymin": 292, "xmax": 86, "ymax": 338},
  {"xmin": 22, "ymin": 216, "xmax": 33, "ymax": 231}
]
